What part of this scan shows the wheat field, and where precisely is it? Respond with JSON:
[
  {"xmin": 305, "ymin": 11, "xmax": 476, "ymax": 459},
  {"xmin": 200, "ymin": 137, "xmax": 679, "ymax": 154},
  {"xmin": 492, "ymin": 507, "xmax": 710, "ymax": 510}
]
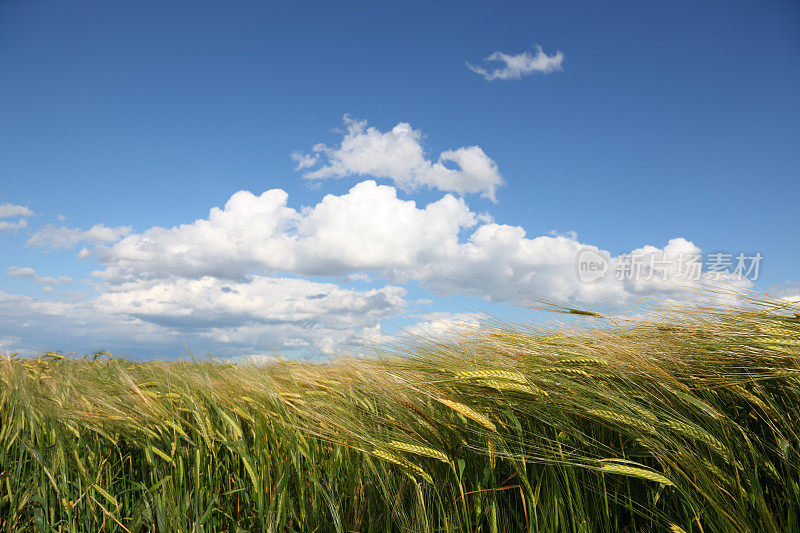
[{"xmin": 1, "ymin": 295, "xmax": 799, "ymax": 532}]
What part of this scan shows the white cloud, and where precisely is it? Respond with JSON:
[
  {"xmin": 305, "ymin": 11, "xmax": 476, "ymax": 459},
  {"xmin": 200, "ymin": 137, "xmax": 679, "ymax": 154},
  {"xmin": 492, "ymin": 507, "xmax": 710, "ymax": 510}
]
[
  {"xmin": 95, "ymin": 276, "xmax": 405, "ymax": 333},
  {"xmin": 97, "ymin": 275, "xmax": 406, "ymax": 355},
  {"xmin": 293, "ymin": 181, "xmax": 476, "ymax": 275},
  {"xmin": 86, "ymin": 180, "xmax": 746, "ymax": 309},
  {"xmin": 295, "ymin": 117, "xmax": 504, "ymax": 201},
  {"xmin": 400, "ymin": 312, "xmax": 483, "ymax": 340},
  {"xmin": 291, "ymin": 151, "xmax": 318, "ymax": 170},
  {"xmin": 0, "ymin": 219, "xmax": 28, "ymax": 232},
  {"xmin": 27, "ymin": 224, "xmax": 132, "ymax": 250},
  {"xmin": 1, "ymin": 176, "xmax": 756, "ymax": 358},
  {"xmin": 92, "ymin": 180, "xmax": 477, "ymax": 282},
  {"xmin": 769, "ymin": 281, "xmax": 800, "ymax": 304},
  {"xmin": 231, "ymin": 353, "xmax": 284, "ymax": 366},
  {"xmin": 0, "ymin": 203, "xmax": 34, "ymax": 218},
  {"xmin": 0, "ymin": 336, "xmax": 23, "ymax": 356},
  {"xmin": 467, "ymin": 45, "xmax": 564, "ymax": 81},
  {"xmin": 0, "ymin": 194, "xmax": 754, "ymax": 358},
  {"xmin": 5, "ymin": 266, "xmax": 72, "ymax": 286},
  {"xmin": 0, "ymin": 276, "xmax": 407, "ymax": 356},
  {"xmin": 0, "ymin": 203, "xmax": 33, "ymax": 233},
  {"xmin": 0, "ymin": 290, "xmax": 161, "ymax": 355}
]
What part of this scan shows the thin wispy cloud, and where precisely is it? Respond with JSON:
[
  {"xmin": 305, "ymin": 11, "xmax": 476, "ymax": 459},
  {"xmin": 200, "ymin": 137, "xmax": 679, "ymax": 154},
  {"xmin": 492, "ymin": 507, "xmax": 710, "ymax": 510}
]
[
  {"xmin": 0, "ymin": 202, "xmax": 34, "ymax": 233},
  {"xmin": 5, "ymin": 266, "xmax": 72, "ymax": 286},
  {"xmin": 467, "ymin": 45, "xmax": 564, "ymax": 81},
  {"xmin": 0, "ymin": 203, "xmax": 34, "ymax": 218},
  {"xmin": 27, "ymin": 224, "xmax": 132, "ymax": 251},
  {"xmin": 0, "ymin": 220, "xmax": 28, "ymax": 232}
]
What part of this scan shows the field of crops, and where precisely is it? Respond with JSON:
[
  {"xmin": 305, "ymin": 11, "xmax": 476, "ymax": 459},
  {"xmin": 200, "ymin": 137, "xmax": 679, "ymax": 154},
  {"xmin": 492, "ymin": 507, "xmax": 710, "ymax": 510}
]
[{"xmin": 1, "ymin": 296, "xmax": 799, "ymax": 532}]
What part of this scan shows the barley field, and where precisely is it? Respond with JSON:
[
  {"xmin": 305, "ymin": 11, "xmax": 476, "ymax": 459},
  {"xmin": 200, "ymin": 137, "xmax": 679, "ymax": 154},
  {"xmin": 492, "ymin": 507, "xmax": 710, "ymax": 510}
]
[{"xmin": 1, "ymin": 295, "xmax": 799, "ymax": 532}]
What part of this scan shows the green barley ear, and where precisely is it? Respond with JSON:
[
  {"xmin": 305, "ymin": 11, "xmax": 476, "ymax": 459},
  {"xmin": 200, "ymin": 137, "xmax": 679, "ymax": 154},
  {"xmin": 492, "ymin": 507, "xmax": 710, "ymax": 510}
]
[
  {"xmin": 477, "ymin": 379, "xmax": 549, "ymax": 396},
  {"xmin": 388, "ymin": 440, "xmax": 449, "ymax": 463},
  {"xmin": 586, "ymin": 409, "xmax": 657, "ymax": 434},
  {"xmin": 370, "ymin": 448, "xmax": 433, "ymax": 483},
  {"xmin": 436, "ymin": 397, "xmax": 497, "ymax": 433},
  {"xmin": 568, "ymin": 308, "xmax": 606, "ymax": 318},
  {"xmin": 453, "ymin": 369, "xmax": 527, "ymax": 384},
  {"xmin": 598, "ymin": 460, "xmax": 675, "ymax": 487}
]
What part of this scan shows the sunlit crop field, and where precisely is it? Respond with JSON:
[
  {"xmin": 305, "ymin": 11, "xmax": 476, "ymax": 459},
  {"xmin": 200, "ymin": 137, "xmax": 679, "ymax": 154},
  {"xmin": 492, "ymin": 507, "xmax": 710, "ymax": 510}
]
[{"xmin": 2, "ymin": 297, "xmax": 799, "ymax": 532}]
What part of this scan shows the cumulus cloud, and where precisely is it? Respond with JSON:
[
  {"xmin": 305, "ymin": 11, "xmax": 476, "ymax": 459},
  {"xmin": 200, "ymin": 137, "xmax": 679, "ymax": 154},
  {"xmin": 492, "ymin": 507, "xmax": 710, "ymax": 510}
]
[
  {"xmin": 95, "ymin": 276, "xmax": 406, "ymax": 354},
  {"xmin": 0, "ymin": 202, "xmax": 34, "ymax": 232},
  {"xmin": 0, "ymin": 290, "xmax": 161, "ymax": 355},
  {"xmin": 295, "ymin": 117, "xmax": 504, "ymax": 201},
  {"xmin": 92, "ymin": 180, "xmax": 477, "ymax": 282},
  {"xmin": 0, "ymin": 275, "xmax": 407, "ymax": 356},
  {"xmin": 1, "ymin": 178, "xmax": 751, "ymax": 358},
  {"xmin": 5, "ymin": 266, "xmax": 72, "ymax": 286},
  {"xmin": 467, "ymin": 45, "xmax": 564, "ymax": 81},
  {"xmin": 86, "ymin": 180, "xmax": 742, "ymax": 308},
  {"xmin": 95, "ymin": 276, "xmax": 405, "ymax": 331},
  {"xmin": 27, "ymin": 224, "xmax": 132, "ymax": 250}
]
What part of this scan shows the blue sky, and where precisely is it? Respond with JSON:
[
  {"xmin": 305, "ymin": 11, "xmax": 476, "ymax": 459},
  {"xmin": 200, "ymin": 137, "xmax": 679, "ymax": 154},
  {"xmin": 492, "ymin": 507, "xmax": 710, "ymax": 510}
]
[{"xmin": 1, "ymin": 0, "xmax": 799, "ymax": 359}]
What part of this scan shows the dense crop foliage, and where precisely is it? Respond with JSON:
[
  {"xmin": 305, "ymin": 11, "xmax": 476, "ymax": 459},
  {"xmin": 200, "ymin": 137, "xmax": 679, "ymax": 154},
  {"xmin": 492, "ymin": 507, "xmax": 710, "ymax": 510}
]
[{"xmin": 1, "ymin": 297, "xmax": 799, "ymax": 531}]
